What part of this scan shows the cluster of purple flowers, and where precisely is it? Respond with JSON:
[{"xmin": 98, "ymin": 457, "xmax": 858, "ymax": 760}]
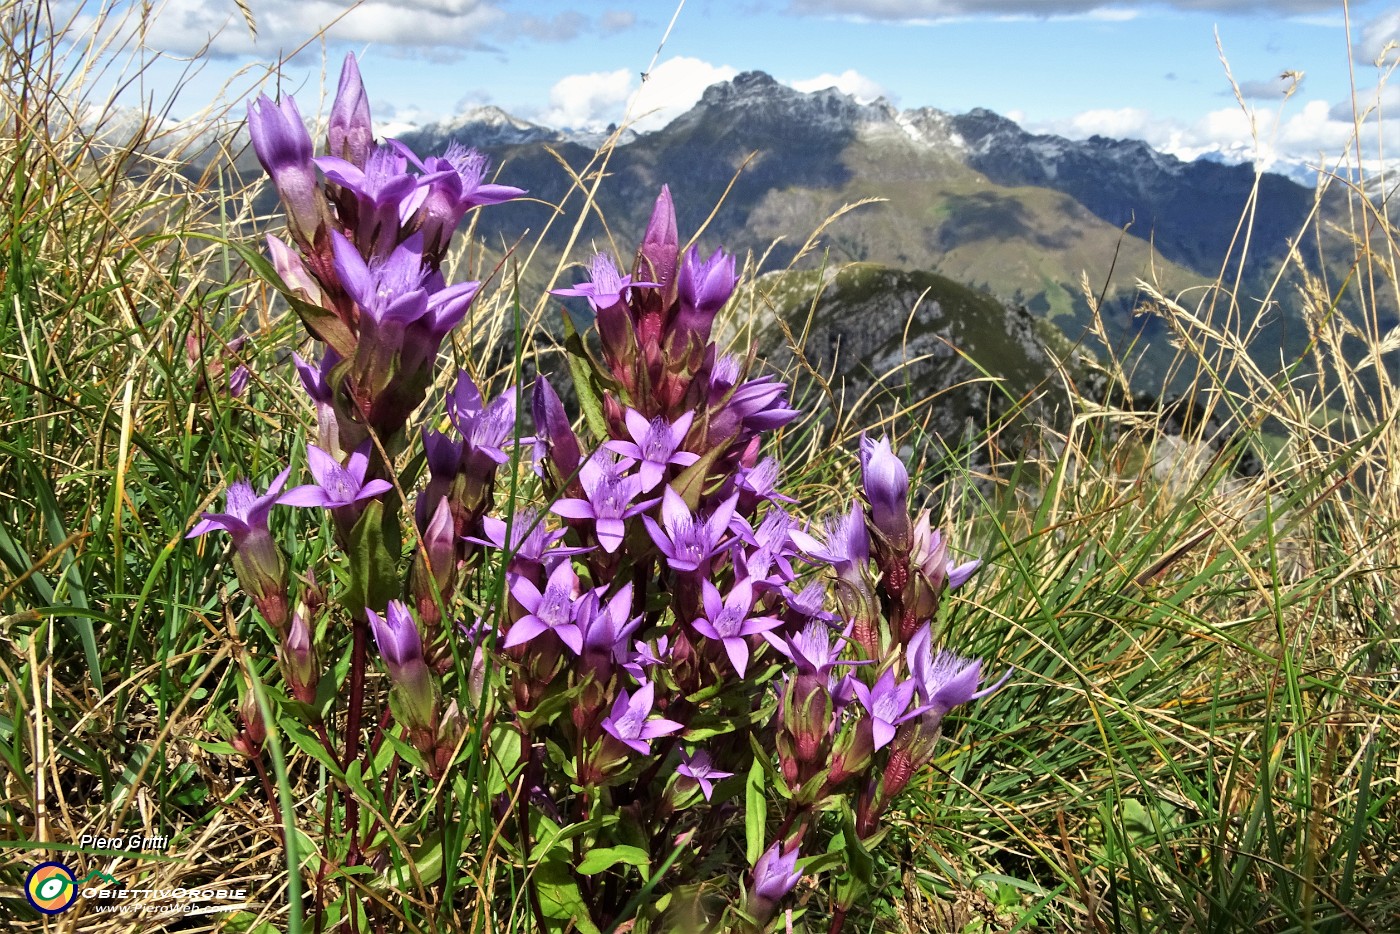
[{"xmin": 191, "ymin": 55, "xmax": 1008, "ymax": 933}]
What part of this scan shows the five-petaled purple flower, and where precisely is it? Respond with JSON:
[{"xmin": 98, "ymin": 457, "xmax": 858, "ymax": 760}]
[
  {"xmin": 601, "ymin": 681, "xmax": 683, "ymax": 755},
  {"xmin": 606, "ymin": 409, "xmax": 700, "ymax": 491},
  {"xmin": 505, "ymin": 561, "xmax": 583, "ymax": 653},
  {"xmin": 279, "ymin": 443, "xmax": 392, "ymax": 509},
  {"xmin": 691, "ymin": 578, "xmax": 781, "ymax": 677},
  {"xmin": 551, "ymin": 451, "xmax": 655, "ymax": 553},
  {"xmin": 643, "ymin": 487, "xmax": 738, "ymax": 574}
]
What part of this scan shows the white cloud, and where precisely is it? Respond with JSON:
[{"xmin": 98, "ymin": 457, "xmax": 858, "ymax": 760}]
[
  {"xmin": 91, "ymin": 0, "xmax": 507, "ymax": 57},
  {"xmin": 790, "ymin": 0, "xmax": 1344, "ymax": 21},
  {"xmin": 87, "ymin": 0, "xmax": 634, "ymax": 57},
  {"xmin": 538, "ymin": 67, "xmax": 634, "ymax": 130},
  {"xmin": 1359, "ymin": 9, "xmax": 1400, "ymax": 64},
  {"xmin": 537, "ymin": 56, "xmax": 738, "ymax": 132},
  {"xmin": 1036, "ymin": 95, "xmax": 1400, "ymax": 176},
  {"xmin": 790, "ymin": 69, "xmax": 890, "ymax": 103}
]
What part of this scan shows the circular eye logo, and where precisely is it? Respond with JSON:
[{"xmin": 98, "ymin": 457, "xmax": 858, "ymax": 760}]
[{"xmin": 25, "ymin": 862, "xmax": 78, "ymax": 914}]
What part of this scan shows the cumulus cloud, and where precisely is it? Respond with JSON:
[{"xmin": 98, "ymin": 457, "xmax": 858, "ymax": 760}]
[
  {"xmin": 1036, "ymin": 94, "xmax": 1399, "ymax": 174},
  {"xmin": 790, "ymin": 0, "xmax": 1342, "ymax": 22},
  {"xmin": 790, "ymin": 69, "xmax": 890, "ymax": 103},
  {"xmin": 537, "ymin": 56, "xmax": 738, "ymax": 132}
]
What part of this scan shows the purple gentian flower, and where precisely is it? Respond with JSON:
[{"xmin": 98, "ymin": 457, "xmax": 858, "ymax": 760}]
[
  {"xmin": 735, "ymin": 457, "xmax": 796, "ymax": 511},
  {"xmin": 691, "ymin": 578, "xmax": 781, "ymax": 677},
  {"xmin": 642, "ymin": 486, "xmax": 738, "ymax": 574},
  {"xmin": 367, "ymin": 600, "xmax": 423, "ymax": 678},
  {"xmin": 551, "ymin": 252, "xmax": 657, "ymax": 312},
  {"xmin": 676, "ymin": 749, "xmax": 734, "ymax": 801},
  {"xmin": 318, "ymin": 144, "xmax": 427, "ymax": 260},
  {"xmin": 601, "ymin": 680, "xmax": 683, "ymax": 755},
  {"xmin": 860, "ymin": 434, "xmax": 912, "ymax": 551},
  {"xmin": 247, "ymin": 94, "xmax": 323, "ymax": 244},
  {"xmin": 394, "ymin": 141, "xmax": 524, "ymax": 261},
  {"xmin": 751, "ymin": 841, "xmax": 802, "ymax": 904},
  {"xmin": 763, "ymin": 619, "xmax": 862, "ymax": 679},
  {"xmin": 279, "ymin": 443, "xmax": 392, "ymax": 509},
  {"xmin": 634, "ymin": 185, "xmax": 679, "ymax": 294},
  {"xmin": 468, "ymin": 509, "xmax": 589, "ymax": 568},
  {"xmin": 907, "ymin": 623, "xmax": 1010, "ymax": 714},
  {"xmin": 814, "ymin": 501, "xmax": 871, "ymax": 581},
  {"xmin": 505, "ymin": 561, "xmax": 583, "ymax": 653},
  {"xmin": 852, "ymin": 669, "xmax": 926, "ymax": 751},
  {"xmin": 551, "ymin": 451, "xmax": 655, "ymax": 553},
  {"xmin": 228, "ymin": 364, "xmax": 250, "ymax": 397},
  {"xmin": 366, "ymin": 600, "xmax": 436, "ymax": 730},
  {"xmin": 532, "ymin": 375, "xmax": 582, "ymax": 485},
  {"xmin": 188, "ymin": 468, "xmax": 291, "ymax": 548},
  {"xmin": 673, "ymin": 245, "xmax": 737, "ymax": 349},
  {"xmin": 576, "ymin": 582, "xmax": 643, "ymax": 659},
  {"xmin": 327, "ymin": 52, "xmax": 373, "ymax": 169},
  {"xmin": 605, "ymin": 409, "xmax": 700, "ymax": 491},
  {"xmin": 622, "ymin": 635, "xmax": 670, "ymax": 682}
]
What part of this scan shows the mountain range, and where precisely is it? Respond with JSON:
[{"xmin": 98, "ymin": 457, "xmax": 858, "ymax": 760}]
[{"xmin": 395, "ymin": 71, "xmax": 1359, "ymax": 386}]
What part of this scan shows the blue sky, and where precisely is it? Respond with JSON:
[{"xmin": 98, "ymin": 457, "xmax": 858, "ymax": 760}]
[{"xmin": 65, "ymin": 1, "xmax": 1400, "ymax": 169}]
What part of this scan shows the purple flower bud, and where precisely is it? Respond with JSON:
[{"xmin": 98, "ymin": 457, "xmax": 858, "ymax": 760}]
[
  {"xmin": 673, "ymin": 245, "xmax": 737, "ymax": 350},
  {"xmin": 247, "ymin": 94, "xmax": 324, "ymax": 247},
  {"xmin": 367, "ymin": 601, "xmax": 438, "ymax": 731},
  {"xmin": 634, "ymin": 185, "xmax": 679, "ymax": 295},
  {"xmin": 228, "ymin": 364, "xmax": 250, "ymax": 397},
  {"xmin": 749, "ymin": 841, "xmax": 802, "ymax": 916},
  {"xmin": 532, "ymin": 375, "xmax": 582, "ymax": 487},
  {"xmin": 859, "ymin": 434, "xmax": 912, "ymax": 551},
  {"xmin": 281, "ymin": 608, "xmax": 319, "ymax": 705},
  {"xmin": 266, "ymin": 233, "xmax": 326, "ymax": 306},
  {"xmin": 327, "ymin": 53, "xmax": 374, "ymax": 169}
]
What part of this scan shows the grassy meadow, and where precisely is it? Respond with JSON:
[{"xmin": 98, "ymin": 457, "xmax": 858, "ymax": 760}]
[{"xmin": 1, "ymin": 1, "xmax": 1399, "ymax": 931}]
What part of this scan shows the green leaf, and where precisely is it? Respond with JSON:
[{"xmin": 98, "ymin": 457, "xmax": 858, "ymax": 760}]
[
  {"xmin": 840, "ymin": 806, "xmax": 874, "ymax": 885},
  {"xmin": 577, "ymin": 845, "xmax": 651, "ymax": 877},
  {"xmin": 280, "ymin": 718, "xmax": 345, "ymax": 781},
  {"xmin": 346, "ymin": 500, "xmax": 401, "ymax": 614},
  {"xmin": 672, "ymin": 443, "xmax": 726, "ymax": 512},
  {"xmin": 535, "ymin": 852, "xmax": 603, "ymax": 934},
  {"xmin": 561, "ymin": 310, "xmax": 608, "ymax": 440},
  {"xmin": 745, "ymin": 756, "xmax": 767, "ymax": 866}
]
